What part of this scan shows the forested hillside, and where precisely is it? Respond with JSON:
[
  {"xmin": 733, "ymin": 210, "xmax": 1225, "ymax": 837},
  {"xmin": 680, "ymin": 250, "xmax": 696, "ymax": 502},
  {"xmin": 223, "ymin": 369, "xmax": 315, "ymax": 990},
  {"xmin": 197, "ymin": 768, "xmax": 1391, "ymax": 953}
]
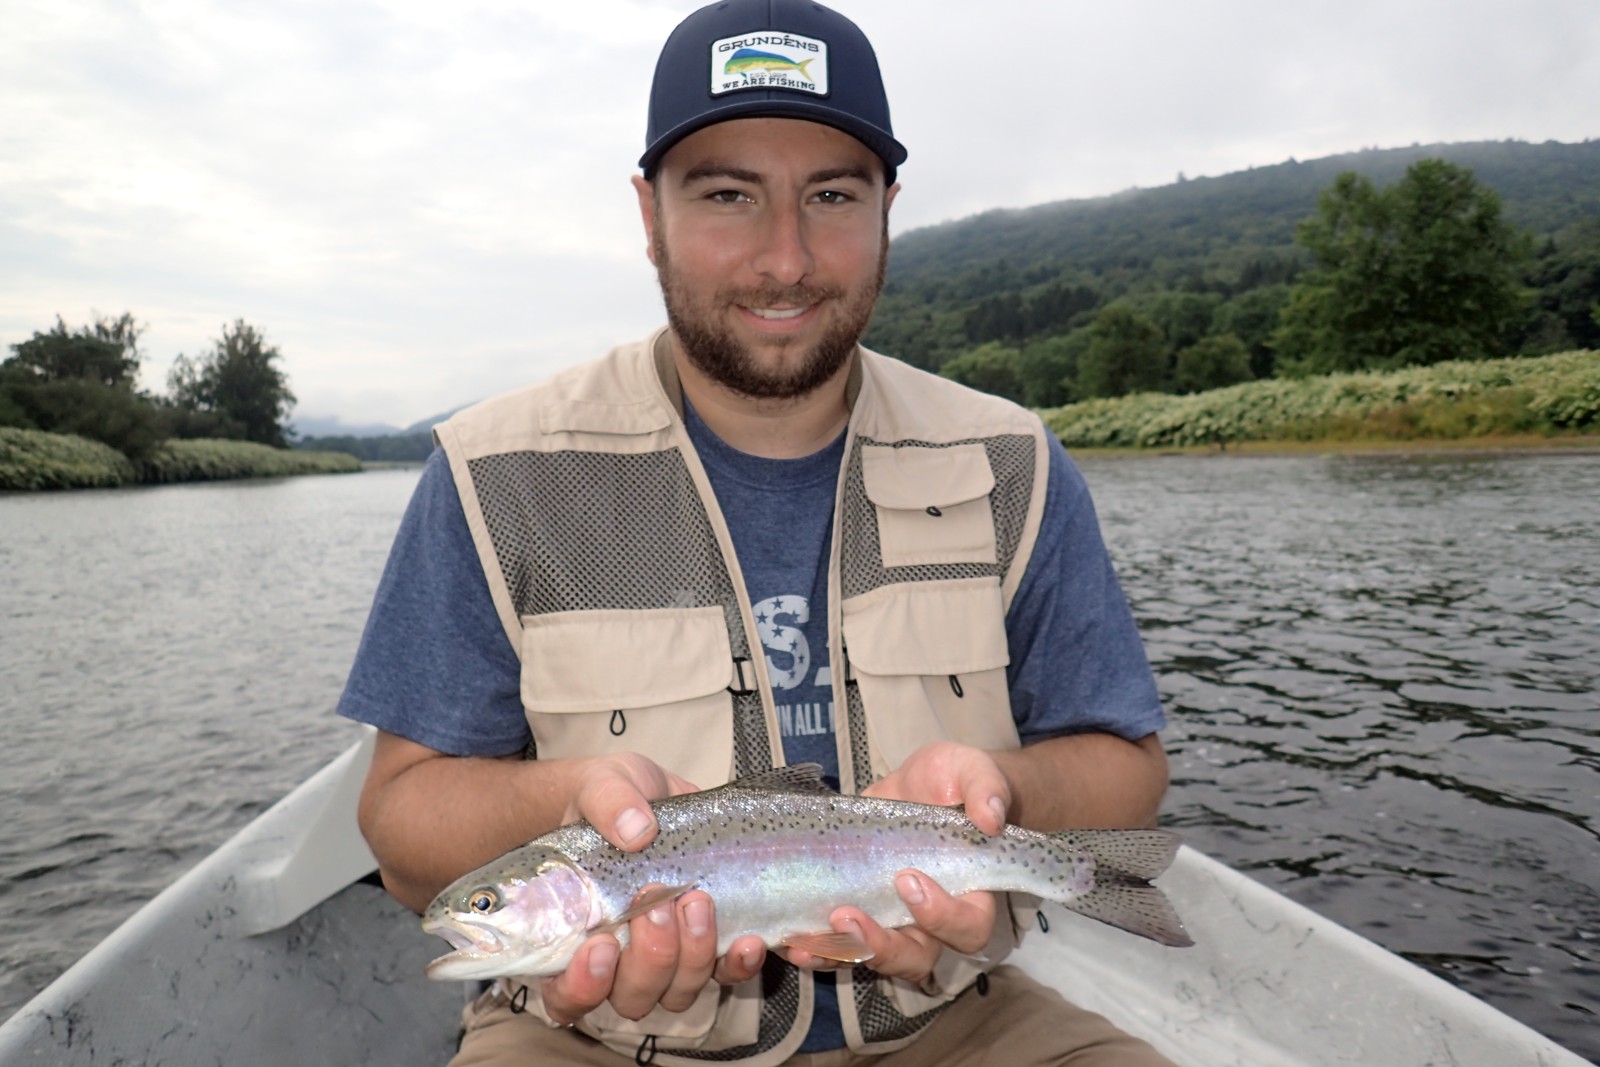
[{"xmin": 864, "ymin": 139, "xmax": 1600, "ymax": 405}]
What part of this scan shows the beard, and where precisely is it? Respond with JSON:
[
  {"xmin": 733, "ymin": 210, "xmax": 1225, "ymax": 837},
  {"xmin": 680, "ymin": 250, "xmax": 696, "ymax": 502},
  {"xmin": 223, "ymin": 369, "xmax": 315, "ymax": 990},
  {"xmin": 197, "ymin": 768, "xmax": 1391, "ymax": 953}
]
[{"xmin": 653, "ymin": 223, "xmax": 887, "ymax": 401}]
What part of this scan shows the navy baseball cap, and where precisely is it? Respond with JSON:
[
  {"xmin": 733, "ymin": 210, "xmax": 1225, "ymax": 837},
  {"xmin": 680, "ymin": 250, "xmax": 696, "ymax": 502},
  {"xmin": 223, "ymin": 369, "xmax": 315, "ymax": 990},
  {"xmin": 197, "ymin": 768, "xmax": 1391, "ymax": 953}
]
[{"xmin": 640, "ymin": 0, "xmax": 907, "ymax": 183}]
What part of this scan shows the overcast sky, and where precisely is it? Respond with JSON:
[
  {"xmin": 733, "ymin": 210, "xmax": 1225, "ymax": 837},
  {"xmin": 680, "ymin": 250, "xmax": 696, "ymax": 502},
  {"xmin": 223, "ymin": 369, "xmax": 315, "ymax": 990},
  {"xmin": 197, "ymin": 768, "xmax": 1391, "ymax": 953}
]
[{"xmin": 4, "ymin": 0, "xmax": 1597, "ymax": 430}]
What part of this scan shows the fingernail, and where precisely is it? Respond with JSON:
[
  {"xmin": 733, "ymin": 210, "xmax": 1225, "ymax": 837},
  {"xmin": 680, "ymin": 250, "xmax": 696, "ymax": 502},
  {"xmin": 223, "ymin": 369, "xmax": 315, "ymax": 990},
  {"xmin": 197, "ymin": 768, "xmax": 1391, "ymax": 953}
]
[
  {"xmin": 897, "ymin": 872, "xmax": 925, "ymax": 906},
  {"xmin": 988, "ymin": 796, "xmax": 1007, "ymax": 827},
  {"xmin": 649, "ymin": 902, "xmax": 673, "ymax": 927},
  {"xmin": 589, "ymin": 941, "xmax": 618, "ymax": 979},
  {"xmin": 685, "ymin": 898, "xmax": 711, "ymax": 938},
  {"xmin": 616, "ymin": 807, "xmax": 652, "ymax": 845},
  {"xmin": 740, "ymin": 945, "xmax": 761, "ymax": 970}
]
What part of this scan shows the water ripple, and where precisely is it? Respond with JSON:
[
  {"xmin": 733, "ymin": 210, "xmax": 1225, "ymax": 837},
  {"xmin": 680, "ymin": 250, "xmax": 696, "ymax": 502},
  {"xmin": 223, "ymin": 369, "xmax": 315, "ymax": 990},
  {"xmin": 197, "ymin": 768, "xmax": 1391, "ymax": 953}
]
[{"xmin": 1081, "ymin": 450, "xmax": 1600, "ymax": 1060}]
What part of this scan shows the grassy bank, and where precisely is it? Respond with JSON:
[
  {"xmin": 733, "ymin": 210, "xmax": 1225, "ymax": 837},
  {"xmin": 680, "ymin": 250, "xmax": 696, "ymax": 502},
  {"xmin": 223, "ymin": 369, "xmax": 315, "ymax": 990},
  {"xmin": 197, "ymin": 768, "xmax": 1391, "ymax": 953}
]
[
  {"xmin": 1, "ymin": 428, "xmax": 361, "ymax": 491},
  {"xmin": 1042, "ymin": 350, "xmax": 1600, "ymax": 450},
  {"xmin": 139, "ymin": 438, "xmax": 361, "ymax": 483}
]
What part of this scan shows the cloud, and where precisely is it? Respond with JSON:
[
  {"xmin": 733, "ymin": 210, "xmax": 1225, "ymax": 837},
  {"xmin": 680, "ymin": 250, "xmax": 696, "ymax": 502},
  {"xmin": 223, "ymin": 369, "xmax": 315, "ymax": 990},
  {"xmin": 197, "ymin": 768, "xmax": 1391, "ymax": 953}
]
[{"xmin": 3, "ymin": 0, "xmax": 1596, "ymax": 424}]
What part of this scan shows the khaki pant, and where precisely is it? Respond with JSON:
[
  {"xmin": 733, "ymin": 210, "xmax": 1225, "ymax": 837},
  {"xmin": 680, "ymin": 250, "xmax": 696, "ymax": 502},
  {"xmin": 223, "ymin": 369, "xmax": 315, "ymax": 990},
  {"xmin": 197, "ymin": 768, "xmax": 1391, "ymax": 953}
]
[{"xmin": 449, "ymin": 966, "xmax": 1175, "ymax": 1067}]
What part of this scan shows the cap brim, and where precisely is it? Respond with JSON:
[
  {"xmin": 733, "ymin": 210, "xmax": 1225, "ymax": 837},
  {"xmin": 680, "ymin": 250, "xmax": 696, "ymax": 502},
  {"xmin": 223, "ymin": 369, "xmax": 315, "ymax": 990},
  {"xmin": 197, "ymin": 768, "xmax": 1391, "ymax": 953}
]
[{"xmin": 639, "ymin": 97, "xmax": 907, "ymax": 181}]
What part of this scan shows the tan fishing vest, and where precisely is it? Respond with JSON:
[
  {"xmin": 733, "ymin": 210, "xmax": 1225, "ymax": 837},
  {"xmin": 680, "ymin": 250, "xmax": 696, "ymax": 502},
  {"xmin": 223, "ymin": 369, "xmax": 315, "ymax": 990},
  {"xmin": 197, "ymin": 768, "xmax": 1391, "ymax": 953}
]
[{"xmin": 435, "ymin": 328, "xmax": 1052, "ymax": 1067}]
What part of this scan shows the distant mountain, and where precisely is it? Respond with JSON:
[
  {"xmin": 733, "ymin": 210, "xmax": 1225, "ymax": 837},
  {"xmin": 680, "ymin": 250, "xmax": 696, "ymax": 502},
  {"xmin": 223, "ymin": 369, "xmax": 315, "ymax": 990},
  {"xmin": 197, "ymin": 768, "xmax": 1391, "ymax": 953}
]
[
  {"xmin": 864, "ymin": 138, "xmax": 1600, "ymax": 371},
  {"xmin": 293, "ymin": 414, "xmax": 403, "ymax": 439},
  {"xmin": 884, "ymin": 139, "xmax": 1599, "ymax": 288},
  {"xmin": 400, "ymin": 404, "xmax": 472, "ymax": 435},
  {"xmin": 295, "ymin": 403, "xmax": 476, "ymax": 461}
]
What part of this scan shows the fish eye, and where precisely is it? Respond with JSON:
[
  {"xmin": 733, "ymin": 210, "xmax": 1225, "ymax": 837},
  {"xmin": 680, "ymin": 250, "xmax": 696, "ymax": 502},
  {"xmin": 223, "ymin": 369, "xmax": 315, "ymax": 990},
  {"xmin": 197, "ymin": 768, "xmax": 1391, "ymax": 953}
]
[{"xmin": 467, "ymin": 889, "xmax": 499, "ymax": 913}]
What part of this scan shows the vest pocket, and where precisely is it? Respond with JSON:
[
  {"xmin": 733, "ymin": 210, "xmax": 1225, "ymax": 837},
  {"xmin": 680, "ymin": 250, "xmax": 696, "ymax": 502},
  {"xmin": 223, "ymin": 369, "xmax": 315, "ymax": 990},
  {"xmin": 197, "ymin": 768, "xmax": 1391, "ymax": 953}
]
[
  {"xmin": 519, "ymin": 606, "xmax": 737, "ymax": 790},
  {"xmin": 501, "ymin": 974, "xmax": 762, "ymax": 1054},
  {"xmin": 861, "ymin": 443, "xmax": 997, "ymax": 567},
  {"xmin": 839, "ymin": 577, "xmax": 1018, "ymax": 780},
  {"xmin": 580, "ymin": 976, "xmax": 762, "ymax": 1054}
]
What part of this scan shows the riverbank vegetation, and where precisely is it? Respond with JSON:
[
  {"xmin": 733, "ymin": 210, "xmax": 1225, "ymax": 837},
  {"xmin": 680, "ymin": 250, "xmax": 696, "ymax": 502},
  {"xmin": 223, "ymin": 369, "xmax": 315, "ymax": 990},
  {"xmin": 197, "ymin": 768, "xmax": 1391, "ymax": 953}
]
[
  {"xmin": 0, "ymin": 314, "xmax": 346, "ymax": 490},
  {"xmin": 1, "ymin": 428, "xmax": 359, "ymax": 491},
  {"xmin": 1044, "ymin": 349, "xmax": 1600, "ymax": 449}
]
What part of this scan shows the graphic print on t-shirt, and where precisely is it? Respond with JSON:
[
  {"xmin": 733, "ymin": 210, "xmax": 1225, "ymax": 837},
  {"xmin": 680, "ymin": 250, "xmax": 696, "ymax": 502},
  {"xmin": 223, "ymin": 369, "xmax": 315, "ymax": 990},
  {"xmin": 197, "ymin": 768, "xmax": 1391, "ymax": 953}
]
[{"xmin": 753, "ymin": 593, "xmax": 837, "ymax": 751}]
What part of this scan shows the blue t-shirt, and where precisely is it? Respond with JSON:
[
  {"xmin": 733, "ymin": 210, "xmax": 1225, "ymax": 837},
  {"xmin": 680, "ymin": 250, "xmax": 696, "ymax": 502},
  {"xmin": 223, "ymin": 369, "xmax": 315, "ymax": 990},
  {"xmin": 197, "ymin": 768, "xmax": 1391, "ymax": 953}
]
[
  {"xmin": 683, "ymin": 402, "xmax": 846, "ymax": 791},
  {"xmin": 336, "ymin": 394, "xmax": 1165, "ymax": 1051}
]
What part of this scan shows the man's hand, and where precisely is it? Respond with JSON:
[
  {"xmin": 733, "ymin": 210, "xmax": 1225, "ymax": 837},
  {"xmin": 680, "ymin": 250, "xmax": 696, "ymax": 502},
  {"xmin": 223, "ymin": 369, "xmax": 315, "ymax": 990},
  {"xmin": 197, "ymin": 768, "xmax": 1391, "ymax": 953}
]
[
  {"xmin": 542, "ymin": 758, "xmax": 766, "ymax": 1024},
  {"xmin": 780, "ymin": 742, "xmax": 1010, "ymax": 983},
  {"xmin": 862, "ymin": 740, "xmax": 1012, "ymax": 835},
  {"xmin": 539, "ymin": 889, "xmax": 768, "ymax": 1024},
  {"xmin": 562, "ymin": 752, "xmax": 699, "ymax": 850},
  {"xmin": 781, "ymin": 872, "xmax": 997, "ymax": 985}
]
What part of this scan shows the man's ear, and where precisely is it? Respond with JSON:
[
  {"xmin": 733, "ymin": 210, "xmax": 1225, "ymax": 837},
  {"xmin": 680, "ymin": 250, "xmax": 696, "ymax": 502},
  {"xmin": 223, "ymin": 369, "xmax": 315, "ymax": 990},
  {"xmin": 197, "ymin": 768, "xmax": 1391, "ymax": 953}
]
[
  {"xmin": 632, "ymin": 175, "xmax": 658, "ymax": 266},
  {"xmin": 884, "ymin": 180, "xmax": 901, "ymax": 215}
]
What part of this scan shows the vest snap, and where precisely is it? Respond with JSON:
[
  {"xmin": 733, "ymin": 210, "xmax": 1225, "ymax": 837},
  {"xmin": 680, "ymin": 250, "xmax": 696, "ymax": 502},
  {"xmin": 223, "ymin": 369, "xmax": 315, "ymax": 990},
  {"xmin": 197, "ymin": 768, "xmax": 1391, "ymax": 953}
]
[
  {"xmin": 509, "ymin": 984, "xmax": 529, "ymax": 1014},
  {"xmin": 925, "ymin": 505, "xmax": 942, "ymax": 517},
  {"xmin": 948, "ymin": 674, "xmax": 964, "ymax": 698},
  {"xmin": 975, "ymin": 972, "xmax": 990, "ymax": 997},
  {"xmin": 1037, "ymin": 910, "xmax": 1051, "ymax": 934},
  {"xmin": 635, "ymin": 1034, "xmax": 658, "ymax": 1066},
  {"xmin": 609, "ymin": 710, "xmax": 627, "ymax": 736}
]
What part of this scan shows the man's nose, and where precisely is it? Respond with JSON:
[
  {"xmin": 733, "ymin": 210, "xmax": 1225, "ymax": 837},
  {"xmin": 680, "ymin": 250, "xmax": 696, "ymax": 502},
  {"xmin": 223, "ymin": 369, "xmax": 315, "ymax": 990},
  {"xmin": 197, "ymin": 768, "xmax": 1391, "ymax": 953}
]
[{"xmin": 749, "ymin": 202, "xmax": 814, "ymax": 286}]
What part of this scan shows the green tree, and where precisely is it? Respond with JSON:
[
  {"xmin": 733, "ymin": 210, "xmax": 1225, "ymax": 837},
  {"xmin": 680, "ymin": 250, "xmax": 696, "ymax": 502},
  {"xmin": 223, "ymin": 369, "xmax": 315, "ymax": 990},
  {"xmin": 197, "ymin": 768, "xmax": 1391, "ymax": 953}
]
[
  {"xmin": 169, "ymin": 320, "xmax": 297, "ymax": 447},
  {"xmin": 1139, "ymin": 291, "xmax": 1221, "ymax": 353},
  {"xmin": 1521, "ymin": 220, "xmax": 1600, "ymax": 352},
  {"xmin": 1016, "ymin": 332, "xmax": 1087, "ymax": 408},
  {"xmin": 2, "ymin": 312, "xmax": 169, "ymax": 459},
  {"xmin": 7, "ymin": 312, "xmax": 142, "ymax": 387},
  {"xmin": 1274, "ymin": 159, "xmax": 1532, "ymax": 374},
  {"xmin": 1175, "ymin": 333, "xmax": 1254, "ymax": 394},
  {"xmin": 1077, "ymin": 304, "xmax": 1169, "ymax": 398},
  {"xmin": 938, "ymin": 342, "xmax": 1025, "ymax": 403},
  {"xmin": 1213, "ymin": 284, "xmax": 1291, "ymax": 378}
]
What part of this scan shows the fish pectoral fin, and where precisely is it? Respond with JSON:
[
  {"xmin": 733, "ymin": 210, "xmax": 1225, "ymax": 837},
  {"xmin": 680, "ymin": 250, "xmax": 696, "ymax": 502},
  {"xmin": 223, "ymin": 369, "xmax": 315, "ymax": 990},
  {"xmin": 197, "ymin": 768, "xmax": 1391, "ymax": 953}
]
[
  {"xmin": 598, "ymin": 883, "xmax": 699, "ymax": 933},
  {"xmin": 780, "ymin": 930, "xmax": 875, "ymax": 964}
]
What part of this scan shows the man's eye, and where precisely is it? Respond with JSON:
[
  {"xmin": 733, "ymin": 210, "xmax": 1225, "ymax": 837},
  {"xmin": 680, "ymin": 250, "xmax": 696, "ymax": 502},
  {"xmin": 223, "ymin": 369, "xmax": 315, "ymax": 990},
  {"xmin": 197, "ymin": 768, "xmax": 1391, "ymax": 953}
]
[
  {"xmin": 814, "ymin": 190, "xmax": 853, "ymax": 205},
  {"xmin": 707, "ymin": 189, "xmax": 751, "ymax": 204}
]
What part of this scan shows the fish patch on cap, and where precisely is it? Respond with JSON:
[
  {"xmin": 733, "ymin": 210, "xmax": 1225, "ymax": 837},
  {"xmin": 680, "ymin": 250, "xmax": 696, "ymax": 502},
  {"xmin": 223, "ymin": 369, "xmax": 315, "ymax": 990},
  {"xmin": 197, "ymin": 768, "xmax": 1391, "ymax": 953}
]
[{"xmin": 710, "ymin": 32, "xmax": 830, "ymax": 97}]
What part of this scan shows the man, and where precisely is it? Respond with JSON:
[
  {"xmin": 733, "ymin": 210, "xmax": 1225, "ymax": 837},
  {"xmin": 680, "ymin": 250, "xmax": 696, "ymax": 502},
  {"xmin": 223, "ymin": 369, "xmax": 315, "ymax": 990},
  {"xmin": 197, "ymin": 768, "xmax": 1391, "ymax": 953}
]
[{"xmin": 338, "ymin": 2, "xmax": 1177, "ymax": 1064}]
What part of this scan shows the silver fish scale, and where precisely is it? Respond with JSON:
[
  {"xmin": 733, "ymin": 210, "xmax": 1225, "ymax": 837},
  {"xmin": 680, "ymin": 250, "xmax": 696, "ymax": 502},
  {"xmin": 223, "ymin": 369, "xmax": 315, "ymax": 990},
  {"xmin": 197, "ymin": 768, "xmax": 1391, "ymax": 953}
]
[{"xmin": 544, "ymin": 788, "xmax": 1100, "ymax": 954}]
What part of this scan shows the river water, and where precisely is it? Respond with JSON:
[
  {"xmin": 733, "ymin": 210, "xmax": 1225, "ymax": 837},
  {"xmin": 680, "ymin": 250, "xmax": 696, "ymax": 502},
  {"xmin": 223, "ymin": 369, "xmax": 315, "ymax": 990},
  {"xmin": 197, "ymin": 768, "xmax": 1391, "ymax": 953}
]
[{"xmin": 2, "ymin": 453, "xmax": 1596, "ymax": 1060}]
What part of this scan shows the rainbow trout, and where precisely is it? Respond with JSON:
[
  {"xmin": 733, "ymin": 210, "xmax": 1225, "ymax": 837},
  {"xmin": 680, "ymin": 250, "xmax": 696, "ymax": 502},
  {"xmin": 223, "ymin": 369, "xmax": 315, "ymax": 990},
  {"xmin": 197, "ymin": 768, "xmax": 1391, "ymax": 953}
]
[{"xmin": 422, "ymin": 764, "xmax": 1191, "ymax": 980}]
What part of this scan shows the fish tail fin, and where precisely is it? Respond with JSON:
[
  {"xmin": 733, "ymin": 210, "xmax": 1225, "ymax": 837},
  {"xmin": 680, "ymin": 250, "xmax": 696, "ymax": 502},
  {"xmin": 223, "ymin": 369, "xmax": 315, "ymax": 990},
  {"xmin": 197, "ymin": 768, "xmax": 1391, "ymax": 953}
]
[
  {"xmin": 1039, "ymin": 829, "xmax": 1193, "ymax": 948},
  {"xmin": 797, "ymin": 58, "xmax": 814, "ymax": 81}
]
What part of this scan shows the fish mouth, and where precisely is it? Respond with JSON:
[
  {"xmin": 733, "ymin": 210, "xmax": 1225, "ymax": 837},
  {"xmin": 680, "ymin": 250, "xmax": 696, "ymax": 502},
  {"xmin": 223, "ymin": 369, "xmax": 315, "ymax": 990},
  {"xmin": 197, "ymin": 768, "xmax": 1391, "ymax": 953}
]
[{"xmin": 422, "ymin": 915, "xmax": 512, "ymax": 978}]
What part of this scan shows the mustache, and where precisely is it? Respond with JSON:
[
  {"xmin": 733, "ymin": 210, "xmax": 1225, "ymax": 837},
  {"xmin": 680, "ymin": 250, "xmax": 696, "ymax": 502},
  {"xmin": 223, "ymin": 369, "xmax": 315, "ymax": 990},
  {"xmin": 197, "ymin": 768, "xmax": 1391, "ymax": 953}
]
[{"xmin": 719, "ymin": 283, "xmax": 844, "ymax": 307}]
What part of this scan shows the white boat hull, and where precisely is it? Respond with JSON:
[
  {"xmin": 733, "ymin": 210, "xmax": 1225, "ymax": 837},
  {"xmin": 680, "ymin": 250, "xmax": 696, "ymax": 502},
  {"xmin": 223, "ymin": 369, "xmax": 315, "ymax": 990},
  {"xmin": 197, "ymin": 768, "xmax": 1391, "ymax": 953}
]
[{"xmin": 0, "ymin": 731, "xmax": 1589, "ymax": 1066}]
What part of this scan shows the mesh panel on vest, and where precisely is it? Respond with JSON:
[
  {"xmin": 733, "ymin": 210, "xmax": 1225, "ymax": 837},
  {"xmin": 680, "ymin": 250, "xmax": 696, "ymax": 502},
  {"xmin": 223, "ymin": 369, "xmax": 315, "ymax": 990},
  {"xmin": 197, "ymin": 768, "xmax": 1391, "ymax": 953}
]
[
  {"xmin": 665, "ymin": 954, "xmax": 800, "ymax": 1062},
  {"xmin": 849, "ymin": 963, "xmax": 945, "ymax": 1046},
  {"xmin": 838, "ymin": 435, "xmax": 1037, "ymax": 601},
  {"xmin": 843, "ymin": 677, "xmax": 873, "ymax": 792},
  {"xmin": 466, "ymin": 449, "xmax": 773, "ymax": 779}
]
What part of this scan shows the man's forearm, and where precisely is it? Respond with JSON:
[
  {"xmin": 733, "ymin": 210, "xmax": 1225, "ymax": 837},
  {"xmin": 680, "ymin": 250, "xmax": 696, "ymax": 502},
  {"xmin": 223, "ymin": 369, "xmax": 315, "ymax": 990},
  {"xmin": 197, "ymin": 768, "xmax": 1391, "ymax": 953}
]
[
  {"xmin": 992, "ymin": 732, "xmax": 1168, "ymax": 830},
  {"xmin": 358, "ymin": 743, "xmax": 583, "ymax": 912},
  {"xmin": 357, "ymin": 733, "xmax": 699, "ymax": 914}
]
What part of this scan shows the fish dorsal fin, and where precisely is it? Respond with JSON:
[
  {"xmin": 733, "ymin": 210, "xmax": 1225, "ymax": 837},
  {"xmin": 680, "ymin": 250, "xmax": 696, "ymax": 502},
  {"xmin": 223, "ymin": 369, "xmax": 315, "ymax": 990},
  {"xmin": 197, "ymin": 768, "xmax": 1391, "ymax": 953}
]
[{"xmin": 723, "ymin": 763, "xmax": 835, "ymax": 795}]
